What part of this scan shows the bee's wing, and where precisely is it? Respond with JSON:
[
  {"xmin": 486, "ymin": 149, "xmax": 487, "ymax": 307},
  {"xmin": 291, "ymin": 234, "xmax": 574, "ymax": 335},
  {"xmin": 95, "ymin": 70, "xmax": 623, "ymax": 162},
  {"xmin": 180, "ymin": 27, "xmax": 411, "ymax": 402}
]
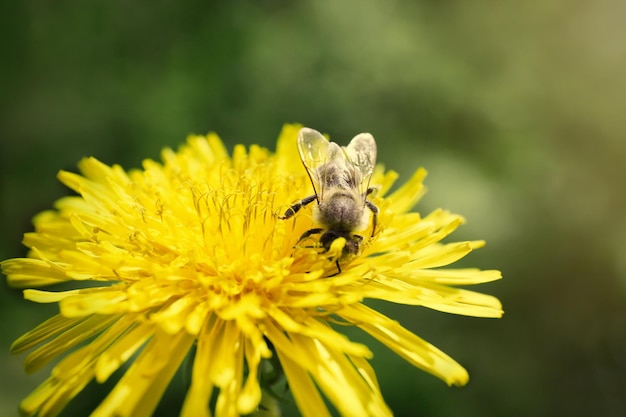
[
  {"xmin": 344, "ymin": 133, "xmax": 377, "ymax": 201},
  {"xmin": 297, "ymin": 128, "xmax": 336, "ymax": 201}
]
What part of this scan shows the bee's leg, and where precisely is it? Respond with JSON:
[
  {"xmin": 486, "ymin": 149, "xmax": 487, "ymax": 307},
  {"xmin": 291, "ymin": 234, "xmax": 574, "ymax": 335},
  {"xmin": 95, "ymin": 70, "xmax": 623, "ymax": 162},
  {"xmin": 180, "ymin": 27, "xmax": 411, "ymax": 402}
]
[
  {"xmin": 298, "ymin": 228, "xmax": 323, "ymax": 242},
  {"xmin": 331, "ymin": 260, "xmax": 342, "ymax": 276},
  {"xmin": 317, "ymin": 231, "xmax": 342, "ymax": 276},
  {"xmin": 279, "ymin": 195, "xmax": 317, "ymax": 219},
  {"xmin": 365, "ymin": 199, "xmax": 379, "ymax": 237},
  {"xmin": 323, "ymin": 259, "xmax": 342, "ymax": 277}
]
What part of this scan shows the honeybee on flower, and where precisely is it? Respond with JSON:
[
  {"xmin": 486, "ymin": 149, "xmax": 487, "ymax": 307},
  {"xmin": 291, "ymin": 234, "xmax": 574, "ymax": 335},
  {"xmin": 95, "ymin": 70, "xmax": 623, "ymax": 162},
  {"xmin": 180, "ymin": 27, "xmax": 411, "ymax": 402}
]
[
  {"xmin": 2, "ymin": 124, "xmax": 503, "ymax": 417},
  {"xmin": 280, "ymin": 128, "xmax": 379, "ymax": 273}
]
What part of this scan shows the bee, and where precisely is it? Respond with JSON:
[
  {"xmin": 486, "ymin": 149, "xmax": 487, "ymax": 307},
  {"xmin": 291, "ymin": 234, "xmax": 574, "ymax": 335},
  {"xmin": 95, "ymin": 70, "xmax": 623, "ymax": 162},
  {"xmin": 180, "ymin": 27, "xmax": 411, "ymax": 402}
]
[{"xmin": 280, "ymin": 127, "xmax": 379, "ymax": 273}]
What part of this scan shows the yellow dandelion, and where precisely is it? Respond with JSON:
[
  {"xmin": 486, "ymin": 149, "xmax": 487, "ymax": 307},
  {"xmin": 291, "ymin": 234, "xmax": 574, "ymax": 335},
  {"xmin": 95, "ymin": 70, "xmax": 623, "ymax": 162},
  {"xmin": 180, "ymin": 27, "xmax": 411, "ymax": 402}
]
[{"xmin": 2, "ymin": 124, "xmax": 503, "ymax": 417}]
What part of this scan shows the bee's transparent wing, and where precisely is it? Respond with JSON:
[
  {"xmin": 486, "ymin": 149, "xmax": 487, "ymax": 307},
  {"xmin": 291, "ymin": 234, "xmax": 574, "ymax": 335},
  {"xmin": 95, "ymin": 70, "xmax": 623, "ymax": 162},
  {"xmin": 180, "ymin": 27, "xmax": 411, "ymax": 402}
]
[
  {"xmin": 344, "ymin": 133, "xmax": 377, "ymax": 201},
  {"xmin": 297, "ymin": 128, "xmax": 336, "ymax": 200}
]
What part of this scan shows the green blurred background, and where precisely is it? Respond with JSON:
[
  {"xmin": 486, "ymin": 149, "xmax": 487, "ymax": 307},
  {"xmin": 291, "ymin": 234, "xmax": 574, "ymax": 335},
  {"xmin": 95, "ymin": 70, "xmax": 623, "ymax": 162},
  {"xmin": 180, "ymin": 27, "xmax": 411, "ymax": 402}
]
[{"xmin": 1, "ymin": 1, "xmax": 625, "ymax": 416}]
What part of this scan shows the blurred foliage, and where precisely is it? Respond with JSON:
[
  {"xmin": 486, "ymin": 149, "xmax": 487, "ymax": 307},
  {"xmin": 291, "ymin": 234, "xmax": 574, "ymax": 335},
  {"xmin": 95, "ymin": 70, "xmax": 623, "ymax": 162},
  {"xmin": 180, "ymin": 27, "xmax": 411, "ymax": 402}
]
[{"xmin": 1, "ymin": 1, "xmax": 625, "ymax": 416}]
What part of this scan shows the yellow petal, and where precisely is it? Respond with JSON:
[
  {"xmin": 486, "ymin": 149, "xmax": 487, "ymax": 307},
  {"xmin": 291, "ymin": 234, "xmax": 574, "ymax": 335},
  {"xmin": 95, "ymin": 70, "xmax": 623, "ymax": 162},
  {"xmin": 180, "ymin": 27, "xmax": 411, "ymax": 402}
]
[
  {"xmin": 24, "ymin": 314, "xmax": 118, "ymax": 374},
  {"xmin": 92, "ymin": 329, "xmax": 194, "ymax": 417},
  {"xmin": 11, "ymin": 315, "xmax": 84, "ymax": 354},
  {"xmin": 95, "ymin": 320, "xmax": 155, "ymax": 382},
  {"xmin": 181, "ymin": 315, "xmax": 222, "ymax": 417},
  {"xmin": 385, "ymin": 167, "xmax": 427, "ymax": 213},
  {"xmin": 341, "ymin": 304, "xmax": 469, "ymax": 386}
]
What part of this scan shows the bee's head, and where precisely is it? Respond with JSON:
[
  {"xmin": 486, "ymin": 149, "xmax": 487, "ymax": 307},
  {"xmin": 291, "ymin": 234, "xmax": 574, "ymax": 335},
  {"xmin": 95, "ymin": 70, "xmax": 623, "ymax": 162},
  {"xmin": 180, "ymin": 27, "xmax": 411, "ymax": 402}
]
[
  {"xmin": 320, "ymin": 230, "xmax": 363, "ymax": 257},
  {"xmin": 342, "ymin": 234, "xmax": 363, "ymax": 257}
]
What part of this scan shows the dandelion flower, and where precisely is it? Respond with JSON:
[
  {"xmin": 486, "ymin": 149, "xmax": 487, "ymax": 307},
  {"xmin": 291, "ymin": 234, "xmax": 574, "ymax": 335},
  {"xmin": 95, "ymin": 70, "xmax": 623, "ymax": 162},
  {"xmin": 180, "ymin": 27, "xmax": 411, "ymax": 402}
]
[{"xmin": 2, "ymin": 124, "xmax": 503, "ymax": 417}]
